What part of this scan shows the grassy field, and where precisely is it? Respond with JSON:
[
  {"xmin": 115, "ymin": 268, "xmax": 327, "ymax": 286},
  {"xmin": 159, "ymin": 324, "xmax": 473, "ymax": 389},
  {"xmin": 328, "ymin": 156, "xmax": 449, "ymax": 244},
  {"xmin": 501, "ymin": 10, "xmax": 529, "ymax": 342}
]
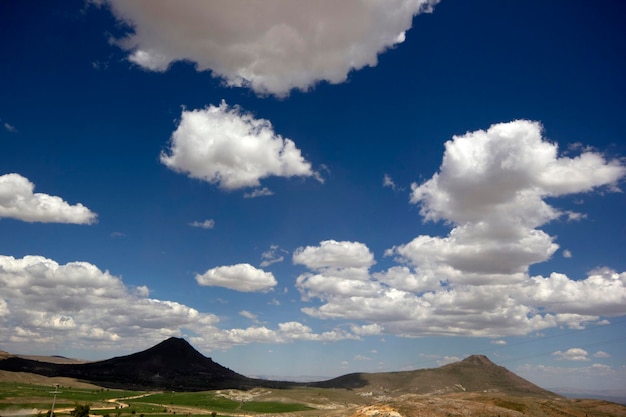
[{"xmin": 0, "ymin": 382, "xmax": 316, "ymax": 416}]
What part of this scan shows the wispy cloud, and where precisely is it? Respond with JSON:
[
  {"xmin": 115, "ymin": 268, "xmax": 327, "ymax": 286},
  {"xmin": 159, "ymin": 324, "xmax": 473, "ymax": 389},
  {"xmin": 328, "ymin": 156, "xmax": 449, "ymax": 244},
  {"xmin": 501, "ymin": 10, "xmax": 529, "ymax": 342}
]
[
  {"xmin": 189, "ymin": 219, "xmax": 215, "ymax": 229},
  {"xmin": 244, "ymin": 187, "xmax": 274, "ymax": 199},
  {"xmin": 383, "ymin": 173, "xmax": 401, "ymax": 191},
  {"xmin": 260, "ymin": 245, "xmax": 287, "ymax": 267},
  {"xmin": 3, "ymin": 122, "xmax": 17, "ymax": 133}
]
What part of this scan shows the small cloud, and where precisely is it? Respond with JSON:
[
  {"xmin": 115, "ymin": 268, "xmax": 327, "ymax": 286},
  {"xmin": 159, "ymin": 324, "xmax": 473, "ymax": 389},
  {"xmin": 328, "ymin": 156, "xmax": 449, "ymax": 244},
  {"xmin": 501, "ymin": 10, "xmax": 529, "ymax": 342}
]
[
  {"xmin": 196, "ymin": 263, "xmax": 277, "ymax": 292},
  {"xmin": 239, "ymin": 310, "xmax": 259, "ymax": 322},
  {"xmin": 562, "ymin": 249, "xmax": 572, "ymax": 258},
  {"xmin": 4, "ymin": 122, "xmax": 17, "ymax": 133},
  {"xmin": 490, "ymin": 339, "xmax": 507, "ymax": 345},
  {"xmin": 354, "ymin": 354, "xmax": 372, "ymax": 361},
  {"xmin": 593, "ymin": 350, "xmax": 611, "ymax": 358},
  {"xmin": 244, "ymin": 187, "xmax": 274, "ymax": 198},
  {"xmin": 133, "ymin": 285, "xmax": 150, "ymax": 297},
  {"xmin": 552, "ymin": 348, "xmax": 590, "ymax": 361},
  {"xmin": 260, "ymin": 244, "xmax": 287, "ymax": 267},
  {"xmin": 350, "ymin": 323, "xmax": 383, "ymax": 336},
  {"xmin": 91, "ymin": 61, "xmax": 109, "ymax": 70},
  {"xmin": 436, "ymin": 356, "xmax": 461, "ymax": 366},
  {"xmin": 383, "ymin": 173, "xmax": 401, "ymax": 191},
  {"xmin": 268, "ymin": 298, "xmax": 280, "ymax": 306},
  {"xmin": 110, "ymin": 231, "xmax": 127, "ymax": 238},
  {"xmin": 565, "ymin": 211, "xmax": 587, "ymax": 221},
  {"xmin": 189, "ymin": 219, "xmax": 215, "ymax": 229}
]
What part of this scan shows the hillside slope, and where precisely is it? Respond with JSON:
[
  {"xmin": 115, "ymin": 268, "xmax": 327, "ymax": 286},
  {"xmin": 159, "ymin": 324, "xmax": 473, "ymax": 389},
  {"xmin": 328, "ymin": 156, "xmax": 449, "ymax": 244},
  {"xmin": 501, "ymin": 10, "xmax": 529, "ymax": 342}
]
[{"xmin": 313, "ymin": 355, "xmax": 559, "ymax": 398}]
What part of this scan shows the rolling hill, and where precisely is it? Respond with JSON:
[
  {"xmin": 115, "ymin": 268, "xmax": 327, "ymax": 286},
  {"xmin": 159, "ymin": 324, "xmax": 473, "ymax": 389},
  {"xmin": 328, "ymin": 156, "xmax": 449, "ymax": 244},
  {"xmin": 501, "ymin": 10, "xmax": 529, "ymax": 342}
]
[{"xmin": 0, "ymin": 337, "xmax": 557, "ymax": 397}]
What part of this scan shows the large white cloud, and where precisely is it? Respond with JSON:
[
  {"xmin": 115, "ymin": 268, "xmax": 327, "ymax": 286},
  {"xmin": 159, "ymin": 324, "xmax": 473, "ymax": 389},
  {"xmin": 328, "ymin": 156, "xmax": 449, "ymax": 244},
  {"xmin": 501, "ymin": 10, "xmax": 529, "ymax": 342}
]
[
  {"xmin": 99, "ymin": 0, "xmax": 439, "ymax": 96},
  {"xmin": 195, "ymin": 263, "xmax": 277, "ymax": 292},
  {"xmin": 294, "ymin": 121, "xmax": 626, "ymax": 337},
  {"xmin": 0, "ymin": 254, "xmax": 354, "ymax": 356},
  {"xmin": 387, "ymin": 120, "xmax": 625, "ymax": 285},
  {"xmin": 0, "ymin": 173, "xmax": 97, "ymax": 224},
  {"xmin": 0, "ymin": 254, "xmax": 216, "ymax": 353},
  {"xmin": 160, "ymin": 102, "xmax": 318, "ymax": 190}
]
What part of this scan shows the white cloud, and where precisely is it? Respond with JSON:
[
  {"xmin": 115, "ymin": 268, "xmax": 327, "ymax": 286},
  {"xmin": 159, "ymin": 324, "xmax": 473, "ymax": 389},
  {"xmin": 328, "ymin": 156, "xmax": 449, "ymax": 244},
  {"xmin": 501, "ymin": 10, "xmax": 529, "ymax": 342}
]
[
  {"xmin": 383, "ymin": 174, "xmax": 400, "ymax": 191},
  {"xmin": 350, "ymin": 323, "xmax": 383, "ymax": 336},
  {"xmin": 387, "ymin": 120, "xmax": 625, "ymax": 285},
  {"xmin": 293, "ymin": 122, "xmax": 626, "ymax": 338},
  {"xmin": 552, "ymin": 348, "xmax": 590, "ymax": 361},
  {"xmin": 0, "ymin": 254, "xmax": 217, "ymax": 352},
  {"xmin": 522, "ymin": 269, "xmax": 626, "ymax": 316},
  {"xmin": 260, "ymin": 245, "xmax": 286, "ymax": 267},
  {"xmin": 100, "ymin": 0, "xmax": 439, "ymax": 96},
  {"xmin": 0, "ymin": 254, "xmax": 362, "ymax": 356},
  {"xmin": 160, "ymin": 102, "xmax": 318, "ymax": 190},
  {"xmin": 293, "ymin": 240, "xmax": 375, "ymax": 271},
  {"xmin": 491, "ymin": 339, "xmax": 507, "ymax": 345},
  {"xmin": 436, "ymin": 356, "xmax": 461, "ymax": 366},
  {"xmin": 593, "ymin": 350, "xmax": 611, "ymax": 358},
  {"xmin": 239, "ymin": 310, "xmax": 259, "ymax": 322},
  {"xmin": 562, "ymin": 249, "xmax": 572, "ymax": 258},
  {"xmin": 3, "ymin": 122, "xmax": 16, "ymax": 133},
  {"xmin": 244, "ymin": 187, "xmax": 274, "ymax": 199},
  {"xmin": 189, "ymin": 219, "xmax": 215, "ymax": 229},
  {"xmin": 195, "ymin": 263, "xmax": 277, "ymax": 292},
  {"xmin": 516, "ymin": 363, "xmax": 624, "ymax": 391},
  {"xmin": 0, "ymin": 173, "xmax": 97, "ymax": 224}
]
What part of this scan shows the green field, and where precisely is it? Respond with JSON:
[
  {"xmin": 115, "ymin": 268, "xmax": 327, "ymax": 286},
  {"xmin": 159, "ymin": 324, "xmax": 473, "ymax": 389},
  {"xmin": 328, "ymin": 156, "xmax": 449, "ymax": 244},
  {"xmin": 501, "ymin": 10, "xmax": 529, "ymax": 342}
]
[{"xmin": 0, "ymin": 382, "xmax": 314, "ymax": 416}]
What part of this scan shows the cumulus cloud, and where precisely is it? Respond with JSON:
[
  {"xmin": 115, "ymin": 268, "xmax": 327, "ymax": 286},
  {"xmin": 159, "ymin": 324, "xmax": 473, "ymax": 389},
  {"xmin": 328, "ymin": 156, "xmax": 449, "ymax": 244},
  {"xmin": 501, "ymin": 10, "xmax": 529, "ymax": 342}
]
[
  {"xmin": 293, "ymin": 121, "xmax": 626, "ymax": 338},
  {"xmin": 99, "ymin": 0, "xmax": 439, "ymax": 96},
  {"xmin": 522, "ymin": 269, "xmax": 626, "ymax": 316},
  {"xmin": 0, "ymin": 254, "xmax": 217, "ymax": 352},
  {"xmin": 0, "ymin": 254, "xmax": 359, "ymax": 356},
  {"xmin": 293, "ymin": 240, "xmax": 375, "ymax": 271},
  {"xmin": 388, "ymin": 120, "xmax": 625, "ymax": 285},
  {"xmin": 552, "ymin": 348, "xmax": 590, "ymax": 361},
  {"xmin": 160, "ymin": 102, "xmax": 318, "ymax": 190},
  {"xmin": 195, "ymin": 263, "xmax": 277, "ymax": 292},
  {"xmin": 0, "ymin": 173, "xmax": 97, "ymax": 224},
  {"xmin": 189, "ymin": 219, "xmax": 215, "ymax": 229}
]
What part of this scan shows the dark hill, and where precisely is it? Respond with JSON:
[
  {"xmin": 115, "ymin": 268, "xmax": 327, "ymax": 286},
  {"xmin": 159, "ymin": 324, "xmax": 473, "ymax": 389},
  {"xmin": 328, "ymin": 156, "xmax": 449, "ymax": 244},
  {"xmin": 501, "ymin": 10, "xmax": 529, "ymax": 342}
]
[
  {"xmin": 312, "ymin": 354, "xmax": 559, "ymax": 398},
  {"xmin": 0, "ymin": 337, "xmax": 269, "ymax": 390}
]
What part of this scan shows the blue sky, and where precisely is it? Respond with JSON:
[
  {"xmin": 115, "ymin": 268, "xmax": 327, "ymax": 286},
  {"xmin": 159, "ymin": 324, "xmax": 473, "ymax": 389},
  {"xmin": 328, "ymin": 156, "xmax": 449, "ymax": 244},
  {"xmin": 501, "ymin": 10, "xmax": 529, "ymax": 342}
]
[{"xmin": 1, "ymin": 0, "xmax": 625, "ymax": 395}]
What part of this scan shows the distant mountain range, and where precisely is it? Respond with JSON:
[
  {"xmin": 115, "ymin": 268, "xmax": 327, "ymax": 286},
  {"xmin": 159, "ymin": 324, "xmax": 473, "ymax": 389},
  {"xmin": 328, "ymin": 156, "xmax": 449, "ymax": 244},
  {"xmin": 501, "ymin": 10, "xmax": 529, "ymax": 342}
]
[{"xmin": 0, "ymin": 337, "xmax": 558, "ymax": 397}]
